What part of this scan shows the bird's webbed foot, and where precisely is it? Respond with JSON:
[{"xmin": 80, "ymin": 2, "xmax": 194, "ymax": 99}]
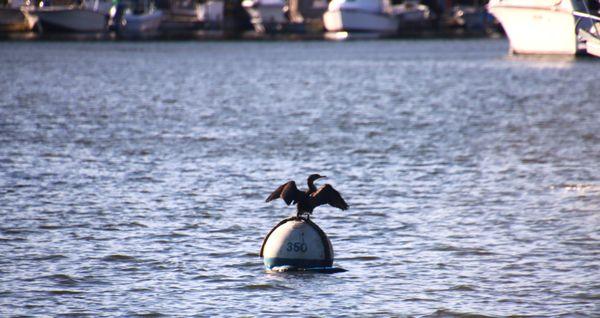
[{"xmin": 296, "ymin": 211, "xmax": 310, "ymax": 221}]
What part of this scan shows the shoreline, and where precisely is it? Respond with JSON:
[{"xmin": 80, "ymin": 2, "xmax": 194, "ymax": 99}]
[{"xmin": 0, "ymin": 29, "xmax": 504, "ymax": 42}]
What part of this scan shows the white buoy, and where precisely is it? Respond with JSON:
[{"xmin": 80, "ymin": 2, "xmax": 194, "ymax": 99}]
[{"xmin": 260, "ymin": 217, "xmax": 334, "ymax": 270}]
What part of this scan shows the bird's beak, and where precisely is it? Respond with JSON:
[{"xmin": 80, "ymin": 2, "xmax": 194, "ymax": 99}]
[{"xmin": 320, "ymin": 175, "xmax": 327, "ymax": 179}]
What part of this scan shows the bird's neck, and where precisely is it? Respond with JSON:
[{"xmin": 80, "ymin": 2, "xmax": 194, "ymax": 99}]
[{"xmin": 307, "ymin": 179, "xmax": 317, "ymax": 193}]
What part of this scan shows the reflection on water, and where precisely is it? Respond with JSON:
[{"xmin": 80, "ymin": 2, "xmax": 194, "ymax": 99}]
[
  {"xmin": 506, "ymin": 54, "xmax": 579, "ymax": 69},
  {"xmin": 0, "ymin": 39, "xmax": 599, "ymax": 317}
]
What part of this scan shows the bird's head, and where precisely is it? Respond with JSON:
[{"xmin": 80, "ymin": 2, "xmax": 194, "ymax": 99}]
[{"xmin": 308, "ymin": 174, "xmax": 326, "ymax": 182}]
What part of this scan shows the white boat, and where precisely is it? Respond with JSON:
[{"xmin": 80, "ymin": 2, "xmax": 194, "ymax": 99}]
[
  {"xmin": 24, "ymin": 0, "xmax": 112, "ymax": 33},
  {"xmin": 28, "ymin": 7, "xmax": 108, "ymax": 32},
  {"xmin": 323, "ymin": 0, "xmax": 399, "ymax": 33},
  {"xmin": 487, "ymin": 0, "xmax": 581, "ymax": 55},
  {"xmin": 0, "ymin": 0, "xmax": 36, "ymax": 31},
  {"xmin": 242, "ymin": 0, "xmax": 287, "ymax": 33},
  {"xmin": 580, "ymin": 28, "xmax": 600, "ymax": 57},
  {"xmin": 574, "ymin": 8, "xmax": 600, "ymax": 57}
]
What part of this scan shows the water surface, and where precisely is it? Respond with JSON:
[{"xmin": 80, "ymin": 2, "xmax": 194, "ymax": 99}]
[{"xmin": 0, "ymin": 39, "xmax": 599, "ymax": 317}]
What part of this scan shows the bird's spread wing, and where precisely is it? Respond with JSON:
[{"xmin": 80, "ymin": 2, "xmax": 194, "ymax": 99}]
[
  {"xmin": 266, "ymin": 181, "xmax": 302, "ymax": 205},
  {"xmin": 310, "ymin": 184, "xmax": 349, "ymax": 210}
]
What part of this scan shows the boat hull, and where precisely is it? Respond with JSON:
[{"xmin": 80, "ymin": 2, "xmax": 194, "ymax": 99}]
[
  {"xmin": 323, "ymin": 9, "xmax": 398, "ymax": 33},
  {"xmin": 579, "ymin": 28, "xmax": 600, "ymax": 58},
  {"xmin": 198, "ymin": 0, "xmax": 223, "ymax": 30},
  {"xmin": 488, "ymin": 4, "xmax": 577, "ymax": 55},
  {"xmin": 30, "ymin": 8, "xmax": 108, "ymax": 33},
  {"xmin": 586, "ymin": 37, "xmax": 600, "ymax": 57},
  {"xmin": 118, "ymin": 11, "xmax": 163, "ymax": 36}
]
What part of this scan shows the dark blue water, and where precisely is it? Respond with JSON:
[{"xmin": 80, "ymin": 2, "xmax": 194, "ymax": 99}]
[{"xmin": 0, "ymin": 39, "xmax": 599, "ymax": 317}]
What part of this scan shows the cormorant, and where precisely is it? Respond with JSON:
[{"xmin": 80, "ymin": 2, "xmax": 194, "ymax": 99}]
[{"xmin": 266, "ymin": 174, "xmax": 349, "ymax": 218}]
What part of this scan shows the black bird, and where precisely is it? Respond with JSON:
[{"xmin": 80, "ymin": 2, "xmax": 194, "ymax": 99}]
[{"xmin": 266, "ymin": 174, "xmax": 349, "ymax": 218}]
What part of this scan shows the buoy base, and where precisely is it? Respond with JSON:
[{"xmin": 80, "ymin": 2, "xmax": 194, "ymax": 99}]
[
  {"xmin": 267, "ymin": 265, "xmax": 347, "ymax": 274},
  {"xmin": 264, "ymin": 257, "xmax": 332, "ymax": 269}
]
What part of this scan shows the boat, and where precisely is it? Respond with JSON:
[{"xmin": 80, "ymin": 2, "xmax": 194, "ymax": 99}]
[
  {"xmin": 323, "ymin": 0, "xmax": 399, "ymax": 33},
  {"xmin": 155, "ymin": 0, "xmax": 203, "ymax": 31},
  {"xmin": 0, "ymin": 0, "xmax": 36, "ymax": 32},
  {"xmin": 392, "ymin": 0, "xmax": 431, "ymax": 28},
  {"xmin": 573, "ymin": 3, "xmax": 600, "ymax": 57},
  {"xmin": 197, "ymin": 0, "xmax": 223, "ymax": 30},
  {"xmin": 287, "ymin": 0, "xmax": 327, "ymax": 23},
  {"xmin": 24, "ymin": 0, "xmax": 112, "ymax": 33},
  {"xmin": 28, "ymin": 7, "xmax": 108, "ymax": 33},
  {"xmin": 114, "ymin": 0, "xmax": 163, "ymax": 37},
  {"xmin": 241, "ymin": 0, "xmax": 287, "ymax": 33},
  {"xmin": 448, "ymin": 4, "xmax": 489, "ymax": 31},
  {"xmin": 487, "ymin": 0, "xmax": 583, "ymax": 55},
  {"xmin": 287, "ymin": 0, "xmax": 328, "ymax": 32},
  {"xmin": 118, "ymin": 10, "xmax": 163, "ymax": 36},
  {"xmin": 579, "ymin": 28, "xmax": 600, "ymax": 57}
]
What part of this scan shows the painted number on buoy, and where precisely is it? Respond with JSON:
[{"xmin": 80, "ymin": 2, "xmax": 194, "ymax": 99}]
[{"xmin": 286, "ymin": 242, "xmax": 308, "ymax": 253}]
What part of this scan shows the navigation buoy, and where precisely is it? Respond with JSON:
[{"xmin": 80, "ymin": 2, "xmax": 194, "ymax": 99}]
[{"xmin": 260, "ymin": 217, "xmax": 334, "ymax": 270}]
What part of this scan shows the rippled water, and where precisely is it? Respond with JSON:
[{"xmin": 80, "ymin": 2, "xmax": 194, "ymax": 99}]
[{"xmin": 1, "ymin": 39, "xmax": 599, "ymax": 317}]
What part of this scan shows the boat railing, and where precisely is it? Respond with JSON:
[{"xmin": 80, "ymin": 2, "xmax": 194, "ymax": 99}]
[{"xmin": 573, "ymin": 10, "xmax": 600, "ymax": 22}]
